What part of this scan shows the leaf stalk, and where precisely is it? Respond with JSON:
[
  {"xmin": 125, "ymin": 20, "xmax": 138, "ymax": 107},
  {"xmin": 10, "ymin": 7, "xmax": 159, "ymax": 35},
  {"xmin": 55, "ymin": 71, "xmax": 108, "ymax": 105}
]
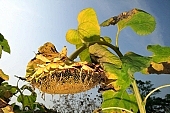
[
  {"xmin": 102, "ymin": 107, "xmax": 133, "ymax": 113},
  {"xmin": 68, "ymin": 41, "xmax": 123, "ymax": 61},
  {"xmin": 116, "ymin": 28, "xmax": 120, "ymax": 47}
]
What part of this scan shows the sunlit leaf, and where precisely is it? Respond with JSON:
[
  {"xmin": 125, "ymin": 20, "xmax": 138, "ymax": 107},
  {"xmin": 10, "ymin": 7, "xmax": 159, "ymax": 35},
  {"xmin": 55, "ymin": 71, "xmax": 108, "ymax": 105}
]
[
  {"xmin": 66, "ymin": 8, "xmax": 100, "ymax": 45},
  {"xmin": 78, "ymin": 23, "xmax": 100, "ymax": 42},
  {"xmin": 102, "ymin": 90, "xmax": 138, "ymax": 113},
  {"xmin": 78, "ymin": 8, "xmax": 98, "ymax": 25},
  {"xmin": 66, "ymin": 29, "xmax": 82, "ymax": 45},
  {"xmin": 0, "ymin": 33, "xmax": 10, "ymax": 54},
  {"xmin": 76, "ymin": 37, "xmax": 112, "ymax": 62},
  {"xmin": 0, "ymin": 69, "xmax": 9, "ymax": 81},
  {"xmin": 117, "ymin": 9, "xmax": 156, "ymax": 35},
  {"xmin": 89, "ymin": 43, "xmax": 122, "ymax": 68},
  {"xmin": 147, "ymin": 45, "xmax": 170, "ymax": 63},
  {"xmin": 1, "ymin": 105, "xmax": 14, "ymax": 113}
]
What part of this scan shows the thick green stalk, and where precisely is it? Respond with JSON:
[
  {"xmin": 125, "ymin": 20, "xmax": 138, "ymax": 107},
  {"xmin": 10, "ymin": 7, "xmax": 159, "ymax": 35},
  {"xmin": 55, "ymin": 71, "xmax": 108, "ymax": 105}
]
[
  {"xmin": 67, "ymin": 43, "xmax": 87, "ymax": 61},
  {"xmin": 132, "ymin": 79, "xmax": 146, "ymax": 113}
]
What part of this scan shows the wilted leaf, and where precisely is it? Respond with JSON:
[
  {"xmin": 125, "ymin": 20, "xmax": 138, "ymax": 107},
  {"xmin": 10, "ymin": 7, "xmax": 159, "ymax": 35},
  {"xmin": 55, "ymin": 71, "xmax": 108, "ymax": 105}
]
[
  {"xmin": 147, "ymin": 45, "xmax": 170, "ymax": 63},
  {"xmin": 102, "ymin": 90, "xmax": 138, "ymax": 113},
  {"xmin": 66, "ymin": 8, "xmax": 100, "ymax": 45},
  {"xmin": 150, "ymin": 62, "xmax": 163, "ymax": 71},
  {"xmin": 100, "ymin": 8, "xmax": 156, "ymax": 35},
  {"xmin": 1, "ymin": 105, "xmax": 14, "ymax": 113},
  {"xmin": 142, "ymin": 62, "xmax": 170, "ymax": 74},
  {"xmin": 0, "ymin": 33, "xmax": 10, "ymax": 54},
  {"xmin": 100, "ymin": 17, "xmax": 116, "ymax": 27}
]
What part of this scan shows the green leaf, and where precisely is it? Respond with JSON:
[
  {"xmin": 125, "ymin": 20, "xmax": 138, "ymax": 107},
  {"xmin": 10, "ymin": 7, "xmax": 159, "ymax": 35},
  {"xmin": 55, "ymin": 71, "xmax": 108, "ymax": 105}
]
[
  {"xmin": 89, "ymin": 43, "xmax": 122, "ymax": 68},
  {"xmin": 0, "ymin": 69, "xmax": 9, "ymax": 81},
  {"xmin": 17, "ymin": 93, "xmax": 37, "ymax": 109},
  {"xmin": 101, "ymin": 52, "xmax": 151, "ymax": 91},
  {"xmin": 66, "ymin": 8, "xmax": 100, "ymax": 45},
  {"xmin": 102, "ymin": 90, "xmax": 138, "ymax": 113},
  {"xmin": 0, "ymin": 33, "xmax": 10, "ymax": 54},
  {"xmin": 75, "ymin": 37, "xmax": 112, "ymax": 62},
  {"xmin": 89, "ymin": 44, "xmax": 133, "ymax": 90},
  {"xmin": 147, "ymin": 45, "xmax": 170, "ymax": 63},
  {"xmin": 100, "ymin": 36, "xmax": 112, "ymax": 43},
  {"xmin": 121, "ymin": 52, "xmax": 151, "ymax": 74},
  {"xmin": 102, "ymin": 63, "xmax": 127, "ymax": 91},
  {"xmin": 0, "ymin": 46, "xmax": 2, "ymax": 58},
  {"xmin": 100, "ymin": 36, "xmax": 112, "ymax": 48},
  {"xmin": 102, "ymin": 63, "xmax": 132, "ymax": 91},
  {"xmin": 100, "ymin": 9, "xmax": 156, "ymax": 35},
  {"xmin": 117, "ymin": 9, "xmax": 156, "ymax": 35},
  {"xmin": 20, "ymin": 85, "xmax": 34, "ymax": 93},
  {"xmin": 0, "ymin": 83, "xmax": 17, "ymax": 100},
  {"xmin": 76, "ymin": 44, "xmax": 91, "ymax": 62}
]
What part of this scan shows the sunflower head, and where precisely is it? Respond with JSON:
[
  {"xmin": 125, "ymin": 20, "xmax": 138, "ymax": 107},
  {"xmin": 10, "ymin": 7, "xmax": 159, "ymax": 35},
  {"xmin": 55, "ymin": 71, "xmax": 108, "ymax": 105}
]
[{"xmin": 25, "ymin": 42, "xmax": 106, "ymax": 94}]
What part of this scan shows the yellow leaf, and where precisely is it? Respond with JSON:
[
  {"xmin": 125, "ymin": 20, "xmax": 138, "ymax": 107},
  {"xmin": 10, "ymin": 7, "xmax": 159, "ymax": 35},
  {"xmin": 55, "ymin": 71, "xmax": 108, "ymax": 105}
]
[
  {"xmin": 0, "ymin": 69, "xmax": 9, "ymax": 81},
  {"xmin": 36, "ymin": 54, "xmax": 50, "ymax": 62},
  {"xmin": 151, "ymin": 62, "xmax": 163, "ymax": 71},
  {"xmin": 60, "ymin": 46, "xmax": 67, "ymax": 58}
]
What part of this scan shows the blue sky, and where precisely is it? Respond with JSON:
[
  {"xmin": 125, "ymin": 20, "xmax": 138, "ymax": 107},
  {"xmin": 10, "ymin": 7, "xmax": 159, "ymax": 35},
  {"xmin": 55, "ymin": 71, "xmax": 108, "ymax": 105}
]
[{"xmin": 0, "ymin": 0, "xmax": 170, "ymax": 106}]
